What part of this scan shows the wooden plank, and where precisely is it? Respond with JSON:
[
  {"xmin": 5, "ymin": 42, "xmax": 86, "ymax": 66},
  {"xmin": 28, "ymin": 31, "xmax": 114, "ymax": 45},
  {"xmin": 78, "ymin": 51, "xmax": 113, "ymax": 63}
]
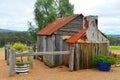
[
  {"xmin": 9, "ymin": 49, "xmax": 16, "ymax": 76},
  {"xmin": 59, "ymin": 36, "xmax": 63, "ymax": 65},
  {"xmin": 59, "ymin": 28, "xmax": 80, "ymax": 32},
  {"xmin": 51, "ymin": 34, "xmax": 55, "ymax": 66},
  {"xmin": 15, "ymin": 51, "xmax": 70, "ymax": 57},
  {"xmin": 69, "ymin": 47, "xmax": 74, "ymax": 71},
  {"xmin": 75, "ymin": 44, "xmax": 80, "ymax": 70},
  {"xmin": 43, "ymin": 36, "xmax": 46, "ymax": 61}
]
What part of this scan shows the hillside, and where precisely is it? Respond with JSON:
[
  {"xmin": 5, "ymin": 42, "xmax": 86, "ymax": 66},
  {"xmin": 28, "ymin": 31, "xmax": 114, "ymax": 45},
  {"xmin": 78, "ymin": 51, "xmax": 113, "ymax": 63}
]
[{"xmin": 0, "ymin": 28, "xmax": 16, "ymax": 32}]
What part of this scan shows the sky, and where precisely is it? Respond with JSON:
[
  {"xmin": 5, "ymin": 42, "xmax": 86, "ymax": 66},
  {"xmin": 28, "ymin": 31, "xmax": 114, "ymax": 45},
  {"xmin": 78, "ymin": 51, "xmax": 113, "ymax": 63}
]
[{"xmin": 0, "ymin": 0, "xmax": 120, "ymax": 35}]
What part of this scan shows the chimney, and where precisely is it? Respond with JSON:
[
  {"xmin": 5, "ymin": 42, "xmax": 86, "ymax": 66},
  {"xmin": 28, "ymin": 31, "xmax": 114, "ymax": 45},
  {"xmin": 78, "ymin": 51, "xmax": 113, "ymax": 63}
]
[
  {"xmin": 83, "ymin": 15, "xmax": 99, "ymax": 42},
  {"xmin": 83, "ymin": 15, "xmax": 98, "ymax": 30}
]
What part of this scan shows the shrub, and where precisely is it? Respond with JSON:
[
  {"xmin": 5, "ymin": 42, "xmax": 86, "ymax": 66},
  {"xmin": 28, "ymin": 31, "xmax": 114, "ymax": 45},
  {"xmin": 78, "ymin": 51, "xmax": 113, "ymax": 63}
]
[
  {"xmin": 12, "ymin": 42, "xmax": 27, "ymax": 52},
  {"xmin": 93, "ymin": 55, "xmax": 116, "ymax": 65}
]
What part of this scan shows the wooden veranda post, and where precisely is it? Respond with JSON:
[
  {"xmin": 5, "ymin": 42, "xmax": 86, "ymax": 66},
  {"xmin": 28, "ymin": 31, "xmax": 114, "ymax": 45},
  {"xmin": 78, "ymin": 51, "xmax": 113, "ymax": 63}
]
[
  {"xmin": 69, "ymin": 47, "xmax": 74, "ymax": 71},
  {"xmin": 9, "ymin": 49, "xmax": 16, "ymax": 76}
]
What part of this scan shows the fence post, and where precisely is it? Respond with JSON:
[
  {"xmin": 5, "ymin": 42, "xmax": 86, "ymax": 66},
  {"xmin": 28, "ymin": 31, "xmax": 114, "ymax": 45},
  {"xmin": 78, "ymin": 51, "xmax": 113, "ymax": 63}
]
[
  {"xmin": 6, "ymin": 45, "xmax": 10, "ymax": 65},
  {"xmin": 69, "ymin": 47, "xmax": 74, "ymax": 71},
  {"xmin": 9, "ymin": 49, "xmax": 16, "ymax": 76},
  {"xmin": 28, "ymin": 47, "xmax": 33, "ymax": 68},
  {"xmin": 5, "ymin": 45, "xmax": 7, "ymax": 60}
]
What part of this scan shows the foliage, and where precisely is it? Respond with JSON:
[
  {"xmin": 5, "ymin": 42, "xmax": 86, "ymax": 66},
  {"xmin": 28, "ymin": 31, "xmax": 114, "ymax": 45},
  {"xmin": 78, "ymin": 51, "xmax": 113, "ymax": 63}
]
[
  {"xmin": 93, "ymin": 55, "xmax": 116, "ymax": 65},
  {"xmin": 107, "ymin": 35, "xmax": 120, "ymax": 45},
  {"xmin": 0, "ymin": 32, "xmax": 34, "ymax": 47},
  {"xmin": 16, "ymin": 61, "xmax": 31, "ymax": 66},
  {"xmin": 28, "ymin": 22, "xmax": 38, "ymax": 42},
  {"xmin": 12, "ymin": 42, "xmax": 27, "ymax": 52},
  {"xmin": 109, "ymin": 46, "xmax": 120, "ymax": 50},
  {"xmin": 28, "ymin": 0, "xmax": 74, "ymax": 41}
]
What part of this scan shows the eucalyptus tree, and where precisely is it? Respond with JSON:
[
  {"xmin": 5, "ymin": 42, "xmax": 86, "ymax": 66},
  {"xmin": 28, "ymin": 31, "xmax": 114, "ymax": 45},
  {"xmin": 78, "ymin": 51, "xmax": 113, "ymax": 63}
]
[{"xmin": 28, "ymin": 0, "xmax": 74, "ymax": 41}]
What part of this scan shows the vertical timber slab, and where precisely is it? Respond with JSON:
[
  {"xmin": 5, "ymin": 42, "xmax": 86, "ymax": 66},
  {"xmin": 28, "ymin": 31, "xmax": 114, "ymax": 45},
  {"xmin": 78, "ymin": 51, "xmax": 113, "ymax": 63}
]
[
  {"xmin": 54, "ymin": 35, "xmax": 60, "ymax": 66},
  {"xmin": 9, "ymin": 49, "xmax": 16, "ymax": 76},
  {"xmin": 59, "ymin": 36, "xmax": 63, "ymax": 65},
  {"xmin": 69, "ymin": 47, "xmax": 74, "ymax": 71},
  {"xmin": 106, "ymin": 43, "xmax": 109, "ymax": 56},
  {"xmin": 45, "ymin": 35, "xmax": 55, "ymax": 67},
  {"xmin": 51, "ymin": 34, "xmax": 55, "ymax": 66},
  {"xmin": 75, "ymin": 44, "xmax": 80, "ymax": 70},
  {"xmin": 43, "ymin": 36, "xmax": 46, "ymax": 61}
]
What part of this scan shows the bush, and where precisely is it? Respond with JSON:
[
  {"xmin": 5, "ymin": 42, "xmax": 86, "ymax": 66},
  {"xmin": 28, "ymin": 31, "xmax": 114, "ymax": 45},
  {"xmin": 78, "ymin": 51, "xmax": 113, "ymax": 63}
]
[
  {"xmin": 12, "ymin": 42, "xmax": 27, "ymax": 52},
  {"xmin": 93, "ymin": 55, "xmax": 116, "ymax": 65}
]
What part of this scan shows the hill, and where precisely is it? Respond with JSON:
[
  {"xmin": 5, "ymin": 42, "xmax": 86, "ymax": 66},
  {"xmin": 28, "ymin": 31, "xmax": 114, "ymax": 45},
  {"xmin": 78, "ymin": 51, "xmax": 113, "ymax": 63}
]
[{"xmin": 0, "ymin": 28, "xmax": 17, "ymax": 32}]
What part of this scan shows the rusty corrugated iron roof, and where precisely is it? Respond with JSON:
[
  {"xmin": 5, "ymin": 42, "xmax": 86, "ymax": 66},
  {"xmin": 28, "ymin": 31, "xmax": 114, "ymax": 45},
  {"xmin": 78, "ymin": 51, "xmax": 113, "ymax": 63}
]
[
  {"xmin": 37, "ymin": 14, "xmax": 83, "ymax": 35},
  {"xmin": 66, "ymin": 29, "xmax": 87, "ymax": 43}
]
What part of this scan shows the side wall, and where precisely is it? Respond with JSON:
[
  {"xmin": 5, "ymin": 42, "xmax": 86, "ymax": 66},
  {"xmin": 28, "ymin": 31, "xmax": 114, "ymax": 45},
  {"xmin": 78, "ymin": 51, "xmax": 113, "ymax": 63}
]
[
  {"xmin": 73, "ymin": 43, "xmax": 109, "ymax": 70},
  {"xmin": 37, "ymin": 34, "xmax": 69, "ymax": 67}
]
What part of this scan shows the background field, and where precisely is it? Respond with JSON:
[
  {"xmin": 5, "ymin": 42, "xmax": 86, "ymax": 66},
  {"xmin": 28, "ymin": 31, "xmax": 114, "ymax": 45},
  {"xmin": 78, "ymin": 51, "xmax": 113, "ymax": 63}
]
[{"xmin": 109, "ymin": 46, "xmax": 120, "ymax": 50}]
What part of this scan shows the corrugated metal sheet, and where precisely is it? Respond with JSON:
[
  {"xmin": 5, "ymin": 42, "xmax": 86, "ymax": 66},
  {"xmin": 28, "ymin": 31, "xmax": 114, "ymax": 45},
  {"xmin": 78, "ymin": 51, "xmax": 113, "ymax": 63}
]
[
  {"xmin": 66, "ymin": 29, "xmax": 87, "ymax": 43},
  {"xmin": 37, "ymin": 14, "xmax": 83, "ymax": 35}
]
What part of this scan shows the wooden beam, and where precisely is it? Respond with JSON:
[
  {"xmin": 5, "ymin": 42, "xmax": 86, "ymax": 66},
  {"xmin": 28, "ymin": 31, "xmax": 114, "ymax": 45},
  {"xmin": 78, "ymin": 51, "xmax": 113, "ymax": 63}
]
[{"xmin": 15, "ymin": 51, "xmax": 70, "ymax": 57}]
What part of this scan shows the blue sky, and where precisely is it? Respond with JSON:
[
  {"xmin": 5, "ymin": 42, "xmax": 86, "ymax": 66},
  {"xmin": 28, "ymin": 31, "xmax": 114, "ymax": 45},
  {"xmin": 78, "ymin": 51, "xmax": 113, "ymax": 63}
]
[{"xmin": 0, "ymin": 0, "xmax": 120, "ymax": 35}]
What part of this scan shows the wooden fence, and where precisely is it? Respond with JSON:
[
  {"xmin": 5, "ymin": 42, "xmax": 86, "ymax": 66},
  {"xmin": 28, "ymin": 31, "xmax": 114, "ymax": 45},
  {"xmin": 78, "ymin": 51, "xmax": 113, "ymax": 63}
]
[
  {"xmin": 5, "ymin": 46, "xmax": 73, "ymax": 76},
  {"xmin": 5, "ymin": 43, "xmax": 108, "ymax": 76}
]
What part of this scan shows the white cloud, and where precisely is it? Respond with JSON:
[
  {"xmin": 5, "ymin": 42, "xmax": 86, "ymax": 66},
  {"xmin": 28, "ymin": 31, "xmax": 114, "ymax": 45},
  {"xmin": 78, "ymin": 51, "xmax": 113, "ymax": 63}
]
[
  {"xmin": 0, "ymin": 0, "xmax": 120, "ymax": 35},
  {"xmin": 0, "ymin": 0, "xmax": 36, "ymax": 31},
  {"xmin": 69, "ymin": 0, "xmax": 120, "ymax": 34}
]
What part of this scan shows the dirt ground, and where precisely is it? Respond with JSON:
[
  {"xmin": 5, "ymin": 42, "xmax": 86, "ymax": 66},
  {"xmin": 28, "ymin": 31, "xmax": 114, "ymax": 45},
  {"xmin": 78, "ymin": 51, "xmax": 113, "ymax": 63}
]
[{"xmin": 0, "ymin": 51, "xmax": 120, "ymax": 80}]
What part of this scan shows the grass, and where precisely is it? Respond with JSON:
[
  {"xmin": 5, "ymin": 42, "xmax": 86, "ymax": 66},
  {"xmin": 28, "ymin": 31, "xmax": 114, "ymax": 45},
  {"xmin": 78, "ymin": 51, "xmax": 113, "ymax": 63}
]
[
  {"xmin": 109, "ymin": 46, "xmax": 120, "ymax": 50},
  {"xmin": 0, "ymin": 47, "xmax": 4, "ymax": 51}
]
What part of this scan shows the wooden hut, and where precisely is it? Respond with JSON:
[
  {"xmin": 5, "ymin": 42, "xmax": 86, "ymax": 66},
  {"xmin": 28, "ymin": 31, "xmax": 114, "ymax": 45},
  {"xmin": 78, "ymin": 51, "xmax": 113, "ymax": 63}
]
[
  {"xmin": 37, "ymin": 14, "xmax": 109, "ymax": 69},
  {"xmin": 37, "ymin": 14, "xmax": 84, "ymax": 67},
  {"xmin": 66, "ymin": 16, "xmax": 109, "ymax": 70}
]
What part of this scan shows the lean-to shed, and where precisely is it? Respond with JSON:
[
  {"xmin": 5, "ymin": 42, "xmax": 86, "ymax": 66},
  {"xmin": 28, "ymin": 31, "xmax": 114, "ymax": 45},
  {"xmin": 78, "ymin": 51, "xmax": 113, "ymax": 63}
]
[
  {"xmin": 66, "ymin": 16, "xmax": 109, "ymax": 70},
  {"xmin": 37, "ymin": 14, "xmax": 84, "ymax": 67}
]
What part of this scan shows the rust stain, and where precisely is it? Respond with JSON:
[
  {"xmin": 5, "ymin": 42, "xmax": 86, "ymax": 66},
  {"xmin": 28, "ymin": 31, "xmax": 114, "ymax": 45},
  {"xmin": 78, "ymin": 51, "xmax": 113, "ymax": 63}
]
[
  {"xmin": 37, "ymin": 14, "xmax": 82, "ymax": 35},
  {"xmin": 84, "ymin": 17, "xmax": 88, "ymax": 29}
]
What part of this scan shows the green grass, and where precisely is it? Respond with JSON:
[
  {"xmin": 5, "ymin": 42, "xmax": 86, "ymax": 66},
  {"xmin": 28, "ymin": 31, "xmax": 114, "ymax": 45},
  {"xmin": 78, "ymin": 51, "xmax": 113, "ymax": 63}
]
[
  {"xmin": 109, "ymin": 46, "xmax": 120, "ymax": 50},
  {"xmin": 0, "ymin": 47, "xmax": 4, "ymax": 51}
]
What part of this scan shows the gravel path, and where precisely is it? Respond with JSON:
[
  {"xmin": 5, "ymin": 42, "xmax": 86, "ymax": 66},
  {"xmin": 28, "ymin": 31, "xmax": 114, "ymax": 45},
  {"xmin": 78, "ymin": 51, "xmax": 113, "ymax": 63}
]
[{"xmin": 0, "ymin": 50, "xmax": 120, "ymax": 80}]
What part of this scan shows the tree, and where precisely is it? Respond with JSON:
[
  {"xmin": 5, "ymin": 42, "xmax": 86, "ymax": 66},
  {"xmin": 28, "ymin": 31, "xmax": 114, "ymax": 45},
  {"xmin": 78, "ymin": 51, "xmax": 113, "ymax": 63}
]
[
  {"xmin": 28, "ymin": 21, "xmax": 38, "ymax": 42},
  {"xmin": 57, "ymin": 0, "xmax": 74, "ymax": 17},
  {"xmin": 28, "ymin": 0, "xmax": 74, "ymax": 41}
]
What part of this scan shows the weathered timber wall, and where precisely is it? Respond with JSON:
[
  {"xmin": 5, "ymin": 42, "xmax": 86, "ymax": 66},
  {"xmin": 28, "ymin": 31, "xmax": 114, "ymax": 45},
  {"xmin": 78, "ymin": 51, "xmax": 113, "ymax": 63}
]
[
  {"xmin": 55, "ymin": 15, "xmax": 83, "ymax": 36},
  {"xmin": 67, "ymin": 43, "xmax": 109, "ymax": 70},
  {"xmin": 38, "ymin": 34, "xmax": 69, "ymax": 67}
]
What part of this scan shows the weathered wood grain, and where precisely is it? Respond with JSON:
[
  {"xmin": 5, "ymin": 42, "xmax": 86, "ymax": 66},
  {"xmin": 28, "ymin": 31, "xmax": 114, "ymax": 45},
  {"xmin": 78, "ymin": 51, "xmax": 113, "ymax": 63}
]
[
  {"xmin": 9, "ymin": 49, "xmax": 16, "ymax": 76},
  {"xmin": 69, "ymin": 47, "xmax": 74, "ymax": 71}
]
